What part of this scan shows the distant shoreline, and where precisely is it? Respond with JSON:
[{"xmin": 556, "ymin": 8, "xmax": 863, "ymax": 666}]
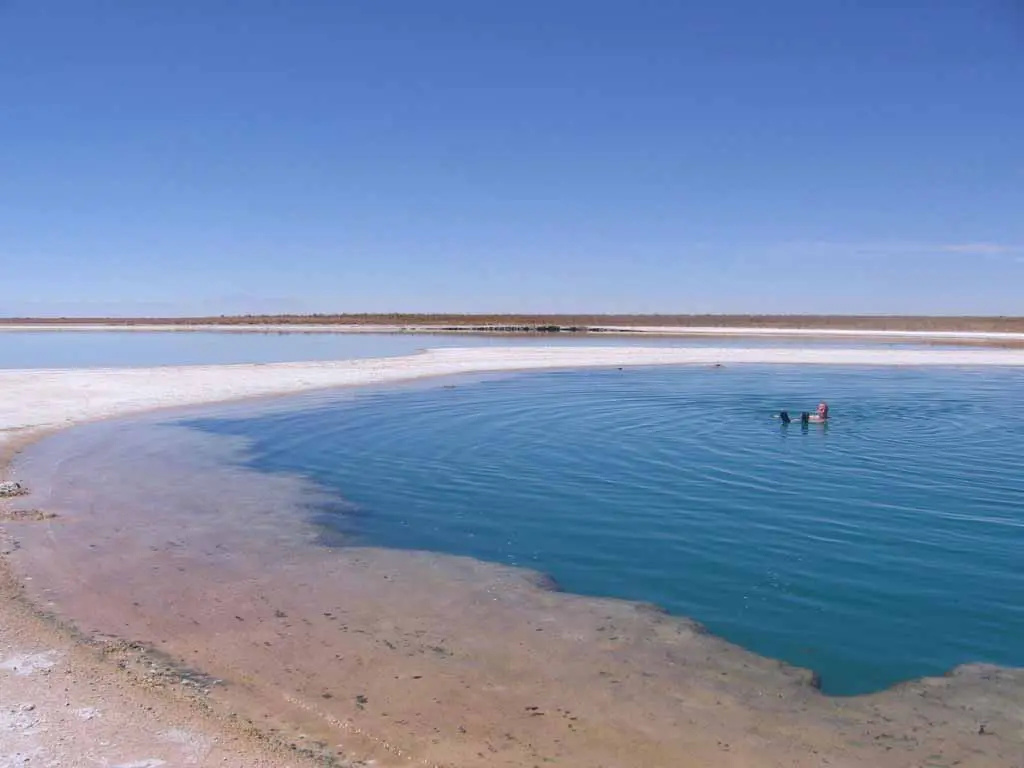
[
  {"xmin": 3, "ymin": 317, "xmax": 1024, "ymax": 347},
  {"xmin": 3, "ymin": 313, "xmax": 1024, "ymax": 334}
]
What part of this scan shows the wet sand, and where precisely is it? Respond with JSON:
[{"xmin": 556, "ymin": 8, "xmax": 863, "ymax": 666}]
[
  {"xmin": 0, "ymin": 566, "xmax": 321, "ymax": 768},
  {"xmin": 7, "ymin": 415, "xmax": 1024, "ymax": 767},
  {"xmin": 3, "ymin": 346, "xmax": 1024, "ymax": 766}
]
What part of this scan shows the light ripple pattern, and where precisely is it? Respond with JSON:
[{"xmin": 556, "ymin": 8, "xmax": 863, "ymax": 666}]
[{"xmin": 183, "ymin": 365, "xmax": 1024, "ymax": 695}]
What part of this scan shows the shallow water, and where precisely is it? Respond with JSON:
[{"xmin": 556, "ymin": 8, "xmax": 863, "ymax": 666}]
[
  {"xmin": 8, "ymin": 364, "xmax": 1024, "ymax": 765},
  {"xmin": 0, "ymin": 329, "xmax": 941, "ymax": 368},
  {"xmin": 174, "ymin": 365, "xmax": 1024, "ymax": 696}
]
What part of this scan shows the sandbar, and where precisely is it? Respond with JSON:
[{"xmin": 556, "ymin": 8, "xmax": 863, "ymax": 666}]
[{"xmin": 4, "ymin": 345, "xmax": 1024, "ymax": 451}]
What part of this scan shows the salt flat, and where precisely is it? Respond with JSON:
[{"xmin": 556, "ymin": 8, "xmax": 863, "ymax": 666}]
[
  {"xmin": 3, "ymin": 345, "xmax": 1024, "ymax": 451},
  {"xmin": 3, "ymin": 322, "xmax": 1024, "ymax": 341}
]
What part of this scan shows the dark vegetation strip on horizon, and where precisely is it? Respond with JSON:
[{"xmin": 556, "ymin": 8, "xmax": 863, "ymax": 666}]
[{"xmin": 2, "ymin": 314, "xmax": 1024, "ymax": 333}]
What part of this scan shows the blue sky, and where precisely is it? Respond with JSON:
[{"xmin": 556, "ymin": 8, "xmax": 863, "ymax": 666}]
[{"xmin": 2, "ymin": 1, "xmax": 1022, "ymax": 316}]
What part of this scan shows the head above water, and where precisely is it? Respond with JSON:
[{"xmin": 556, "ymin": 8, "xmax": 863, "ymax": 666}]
[{"xmin": 817, "ymin": 402, "xmax": 829, "ymax": 418}]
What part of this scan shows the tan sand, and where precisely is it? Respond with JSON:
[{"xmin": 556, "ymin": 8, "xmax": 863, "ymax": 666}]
[
  {"xmin": 3, "ymin": 345, "xmax": 1024, "ymax": 767},
  {"xmin": 0, "ymin": 562, "xmax": 341, "ymax": 768}
]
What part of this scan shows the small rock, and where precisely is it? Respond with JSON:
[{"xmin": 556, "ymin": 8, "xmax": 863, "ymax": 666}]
[{"xmin": 0, "ymin": 481, "xmax": 28, "ymax": 498}]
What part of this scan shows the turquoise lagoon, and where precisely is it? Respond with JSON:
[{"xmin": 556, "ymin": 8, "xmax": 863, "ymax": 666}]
[{"xmin": 177, "ymin": 364, "xmax": 1024, "ymax": 696}]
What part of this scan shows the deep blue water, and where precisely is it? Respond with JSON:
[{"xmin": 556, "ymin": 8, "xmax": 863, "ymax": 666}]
[{"xmin": 184, "ymin": 365, "xmax": 1024, "ymax": 695}]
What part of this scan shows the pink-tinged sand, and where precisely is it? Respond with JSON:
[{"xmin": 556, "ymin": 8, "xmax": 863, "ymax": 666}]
[{"xmin": 3, "ymin": 345, "xmax": 1024, "ymax": 767}]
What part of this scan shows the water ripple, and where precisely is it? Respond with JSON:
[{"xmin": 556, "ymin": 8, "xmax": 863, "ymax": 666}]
[{"xmin": 184, "ymin": 365, "xmax": 1024, "ymax": 695}]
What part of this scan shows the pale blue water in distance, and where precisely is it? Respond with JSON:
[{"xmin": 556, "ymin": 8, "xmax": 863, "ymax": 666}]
[
  {"xmin": 0, "ymin": 330, "xmax": 954, "ymax": 368},
  {"xmin": 181, "ymin": 365, "xmax": 1024, "ymax": 695}
]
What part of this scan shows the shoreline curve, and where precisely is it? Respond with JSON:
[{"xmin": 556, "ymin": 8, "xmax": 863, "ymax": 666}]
[
  {"xmin": 4, "ymin": 344, "xmax": 1024, "ymax": 456},
  {"xmin": 3, "ymin": 345, "xmax": 1024, "ymax": 767}
]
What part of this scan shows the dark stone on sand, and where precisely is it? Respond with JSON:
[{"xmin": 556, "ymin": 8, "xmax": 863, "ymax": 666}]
[{"xmin": 0, "ymin": 481, "xmax": 28, "ymax": 498}]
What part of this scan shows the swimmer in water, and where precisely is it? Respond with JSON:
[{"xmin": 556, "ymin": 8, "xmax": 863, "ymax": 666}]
[
  {"xmin": 810, "ymin": 401, "xmax": 829, "ymax": 423},
  {"xmin": 778, "ymin": 402, "xmax": 829, "ymax": 424}
]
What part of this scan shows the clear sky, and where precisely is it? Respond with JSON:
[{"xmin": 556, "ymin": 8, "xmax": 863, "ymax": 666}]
[{"xmin": 2, "ymin": 1, "xmax": 1022, "ymax": 316}]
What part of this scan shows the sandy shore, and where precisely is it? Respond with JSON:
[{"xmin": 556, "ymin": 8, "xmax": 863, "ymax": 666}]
[
  {"xmin": 0, "ymin": 568, "xmax": 324, "ymax": 768},
  {"xmin": 3, "ymin": 345, "xmax": 1024, "ymax": 767},
  {"xmin": 3, "ymin": 345, "xmax": 1024, "ymax": 452}
]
